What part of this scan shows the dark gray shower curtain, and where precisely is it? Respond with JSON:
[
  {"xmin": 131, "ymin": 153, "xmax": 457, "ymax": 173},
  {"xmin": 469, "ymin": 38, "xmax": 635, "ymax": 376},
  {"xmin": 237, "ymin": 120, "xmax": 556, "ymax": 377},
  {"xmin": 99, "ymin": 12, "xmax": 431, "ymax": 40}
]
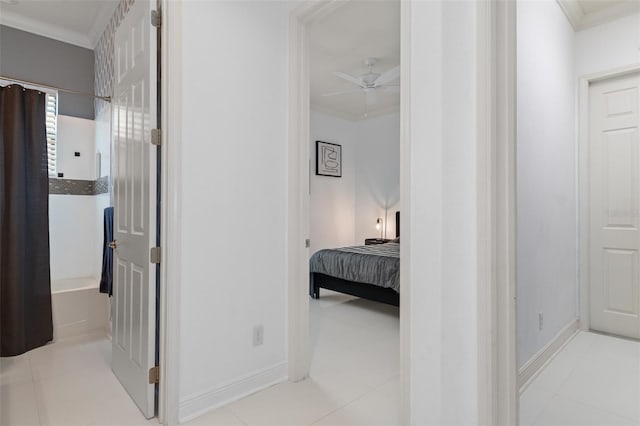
[{"xmin": 0, "ymin": 85, "xmax": 53, "ymax": 357}]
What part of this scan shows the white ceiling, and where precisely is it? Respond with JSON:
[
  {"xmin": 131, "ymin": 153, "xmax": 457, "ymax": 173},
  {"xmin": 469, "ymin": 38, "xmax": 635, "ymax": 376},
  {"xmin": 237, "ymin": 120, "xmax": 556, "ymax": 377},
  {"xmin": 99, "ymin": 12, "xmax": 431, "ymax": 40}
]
[
  {"xmin": 309, "ymin": 1, "xmax": 400, "ymax": 121},
  {"xmin": 560, "ymin": 0, "xmax": 640, "ymax": 30},
  {"xmin": 0, "ymin": 0, "xmax": 119, "ymax": 49}
]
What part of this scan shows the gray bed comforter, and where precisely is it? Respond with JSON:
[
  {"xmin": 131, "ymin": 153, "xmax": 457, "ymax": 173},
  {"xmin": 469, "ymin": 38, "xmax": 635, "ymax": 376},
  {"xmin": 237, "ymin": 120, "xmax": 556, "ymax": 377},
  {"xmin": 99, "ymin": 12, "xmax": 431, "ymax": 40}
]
[{"xmin": 309, "ymin": 243, "xmax": 400, "ymax": 292}]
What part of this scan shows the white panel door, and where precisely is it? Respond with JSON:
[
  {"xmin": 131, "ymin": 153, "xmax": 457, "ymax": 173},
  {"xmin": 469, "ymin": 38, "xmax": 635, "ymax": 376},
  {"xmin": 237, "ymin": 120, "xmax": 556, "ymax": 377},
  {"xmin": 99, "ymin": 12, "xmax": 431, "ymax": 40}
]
[
  {"xmin": 589, "ymin": 71, "xmax": 640, "ymax": 339},
  {"xmin": 112, "ymin": 0, "xmax": 158, "ymax": 418}
]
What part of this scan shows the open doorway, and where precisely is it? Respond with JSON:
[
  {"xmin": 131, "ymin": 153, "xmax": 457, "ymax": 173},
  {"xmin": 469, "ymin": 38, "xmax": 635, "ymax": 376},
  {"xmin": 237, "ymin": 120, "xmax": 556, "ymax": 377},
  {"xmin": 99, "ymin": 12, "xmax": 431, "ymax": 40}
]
[
  {"xmin": 515, "ymin": 1, "xmax": 640, "ymax": 424},
  {"xmin": 306, "ymin": 1, "xmax": 402, "ymax": 423},
  {"xmin": 0, "ymin": 0, "xmax": 164, "ymax": 424}
]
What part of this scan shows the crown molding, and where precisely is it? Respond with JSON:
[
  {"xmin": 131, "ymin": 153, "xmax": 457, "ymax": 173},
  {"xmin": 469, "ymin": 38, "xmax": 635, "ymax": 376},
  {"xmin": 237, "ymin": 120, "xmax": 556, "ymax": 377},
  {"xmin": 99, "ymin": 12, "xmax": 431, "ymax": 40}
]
[
  {"xmin": 557, "ymin": 0, "xmax": 640, "ymax": 31},
  {"xmin": 578, "ymin": 1, "xmax": 640, "ymax": 30},
  {"xmin": 0, "ymin": 9, "xmax": 93, "ymax": 49},
  {"xmin": 88, "ymin": 1, "xmax": 119, "ymax": 47},
  {"xmin": 556, "ymin": 0, "xmax": 583, "ymax": 29}
]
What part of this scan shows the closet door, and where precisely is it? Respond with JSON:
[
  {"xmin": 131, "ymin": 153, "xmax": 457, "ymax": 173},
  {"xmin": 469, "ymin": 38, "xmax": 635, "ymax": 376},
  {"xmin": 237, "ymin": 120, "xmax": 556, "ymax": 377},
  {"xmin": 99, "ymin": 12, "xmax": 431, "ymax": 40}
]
[{"xmin": 589, "ymin": 71, "xmax": 640, "ymax": 339}]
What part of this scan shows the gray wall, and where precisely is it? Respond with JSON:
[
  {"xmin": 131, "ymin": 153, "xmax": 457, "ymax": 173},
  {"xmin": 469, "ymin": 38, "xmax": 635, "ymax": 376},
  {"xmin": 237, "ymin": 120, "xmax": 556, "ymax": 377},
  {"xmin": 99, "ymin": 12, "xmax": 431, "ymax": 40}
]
[{"xmin": 0, "ymin": 25, "xmax": 95, "ymax": 119}]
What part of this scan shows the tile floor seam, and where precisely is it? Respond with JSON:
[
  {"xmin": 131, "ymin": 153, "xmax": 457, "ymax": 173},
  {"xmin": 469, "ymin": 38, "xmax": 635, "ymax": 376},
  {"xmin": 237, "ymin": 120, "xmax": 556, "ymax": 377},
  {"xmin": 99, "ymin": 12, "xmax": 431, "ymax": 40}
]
[
  {"xmin": 225, "ymin": 383, "xmax": 372, "ymax": 426},
  {"xmin": 231, "ymin": 410, "xmax": 249, "ymax": 426},
  {"xmin": 547, "ymin": 363, "xmax": 581, "ymax": 396},
  {"xmin": 307, "ymin": 382, "xmax": 387, "ymax": 426},
  {"xmin": 227, "ymin": 405, "xmax": 251, "ymax": 426},
  {"xmin": 26, "ymin": 354, "xmax": 44, "ymax": 426}
]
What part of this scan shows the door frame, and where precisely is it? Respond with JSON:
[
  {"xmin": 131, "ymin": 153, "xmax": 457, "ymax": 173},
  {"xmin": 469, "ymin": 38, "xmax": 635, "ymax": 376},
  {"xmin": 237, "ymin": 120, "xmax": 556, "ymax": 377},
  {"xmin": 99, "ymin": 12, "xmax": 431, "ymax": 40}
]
[
  {"xmin": 287, "ymin": 0, "xmax": 517, "ymax": 424},
  {"xmin": 479, "ymin": 0, "xmax": 518, "ymax": 423},
  {"xmin": 158, "ymin": 0, "xmax": 180, "ymax": 424},
  {"xmin": 578, "ymin": 63, "xmax": 640, "ymax": 332}
]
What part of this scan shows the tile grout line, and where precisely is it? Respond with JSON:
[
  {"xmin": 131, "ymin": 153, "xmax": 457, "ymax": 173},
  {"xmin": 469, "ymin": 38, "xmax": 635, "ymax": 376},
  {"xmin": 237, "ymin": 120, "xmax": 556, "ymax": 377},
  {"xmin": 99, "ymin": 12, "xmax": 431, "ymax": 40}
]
[
  {"xmin": 306, "ymin": 374, "xmax": 399, "ymax": 426},
  {"xmin": 26, "ymin": 353, "xmax": 44, "ymax": 426},
  {"xmin": 306, "ymin": 386, "xmax": 379, "ymax": 426},
  {"xmin": 231, "ymin": 410, "xmax": 249, "ymax": 426}
]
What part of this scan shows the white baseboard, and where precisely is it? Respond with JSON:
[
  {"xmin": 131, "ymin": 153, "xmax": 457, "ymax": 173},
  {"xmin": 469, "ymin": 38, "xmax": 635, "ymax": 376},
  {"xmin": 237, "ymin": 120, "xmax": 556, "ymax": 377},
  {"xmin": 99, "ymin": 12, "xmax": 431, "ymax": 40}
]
[
  {"xmin": 178, "ymin": 362, "xmax": 288, "ymax": 423},
  {"xmin": 518, "ymin": 319, "xmax": 579, "ymax": 393}
]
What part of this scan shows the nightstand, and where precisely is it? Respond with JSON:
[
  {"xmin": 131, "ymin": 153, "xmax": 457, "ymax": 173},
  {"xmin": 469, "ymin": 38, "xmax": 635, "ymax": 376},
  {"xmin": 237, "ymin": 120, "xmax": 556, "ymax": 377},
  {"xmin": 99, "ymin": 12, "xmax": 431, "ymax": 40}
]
[{"xmin": 365, "ymin": 238, "xmax": 391, "ymax": 245}]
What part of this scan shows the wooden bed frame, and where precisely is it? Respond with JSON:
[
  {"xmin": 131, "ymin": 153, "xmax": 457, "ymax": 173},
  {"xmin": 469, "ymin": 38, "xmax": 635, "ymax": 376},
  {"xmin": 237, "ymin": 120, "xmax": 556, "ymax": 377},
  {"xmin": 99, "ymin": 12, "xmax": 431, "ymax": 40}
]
[{"xmin": 310, "ymin": 211, "xmax": 400, "ymax": 307}]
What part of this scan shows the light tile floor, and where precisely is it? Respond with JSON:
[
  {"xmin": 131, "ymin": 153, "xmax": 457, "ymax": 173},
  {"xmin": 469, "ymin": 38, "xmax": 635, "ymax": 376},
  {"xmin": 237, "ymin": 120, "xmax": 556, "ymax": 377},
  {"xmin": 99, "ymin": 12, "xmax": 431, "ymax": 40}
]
[
  {"xmin": 0, "ymin": 331, "xmax": 158, "ymax": 426},
  {"xmin": 0, "ymin": 290, "xmax": 399, "ymax": 426},
  {"xmin": 5, "ymin": 304, "xmax": 637, "ymax": 426},
  {"xmin": 520, "ymin": 331, "xmax": 640, "ymax": 426}
]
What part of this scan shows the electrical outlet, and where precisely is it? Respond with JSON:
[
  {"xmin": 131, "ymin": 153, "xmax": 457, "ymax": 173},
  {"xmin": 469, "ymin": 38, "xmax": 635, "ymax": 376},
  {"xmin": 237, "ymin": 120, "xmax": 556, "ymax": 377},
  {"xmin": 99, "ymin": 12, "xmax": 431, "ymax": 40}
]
[
  {"xmin": 538, "ymin": 312, "xmax": 544, "ymax": 331},
  {"xmin": 253, "ymin": 325, "xmax": 264, "ymax": 347}
]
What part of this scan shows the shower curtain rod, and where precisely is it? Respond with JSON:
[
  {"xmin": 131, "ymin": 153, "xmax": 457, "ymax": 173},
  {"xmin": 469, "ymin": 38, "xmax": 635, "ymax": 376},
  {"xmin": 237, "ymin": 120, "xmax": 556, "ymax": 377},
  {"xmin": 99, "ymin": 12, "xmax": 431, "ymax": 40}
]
[{"xmin": 0, "ymin": 75, "xmax": 111, "ymax": 103}]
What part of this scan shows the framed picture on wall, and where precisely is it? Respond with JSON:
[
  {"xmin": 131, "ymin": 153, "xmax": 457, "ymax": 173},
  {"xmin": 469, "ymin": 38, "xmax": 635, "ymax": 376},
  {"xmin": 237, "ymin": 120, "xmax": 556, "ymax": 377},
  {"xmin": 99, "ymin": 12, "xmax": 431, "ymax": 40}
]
[{"xmin": 316, "ymin": 141, "xmax": 342, "ymax": 177}]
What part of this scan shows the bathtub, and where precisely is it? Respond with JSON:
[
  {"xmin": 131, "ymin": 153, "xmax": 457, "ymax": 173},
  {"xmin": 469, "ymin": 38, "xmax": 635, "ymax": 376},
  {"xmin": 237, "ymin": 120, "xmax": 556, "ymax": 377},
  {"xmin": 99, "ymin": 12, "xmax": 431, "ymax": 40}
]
[{"xmin": 51, "ymin": 277, "xmax": 109, "ymax": 340}]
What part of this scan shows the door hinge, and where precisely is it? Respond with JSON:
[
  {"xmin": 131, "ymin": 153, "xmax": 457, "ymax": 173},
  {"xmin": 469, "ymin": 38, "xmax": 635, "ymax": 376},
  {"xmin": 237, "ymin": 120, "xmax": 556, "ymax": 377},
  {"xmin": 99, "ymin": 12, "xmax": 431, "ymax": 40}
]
[
  {"xmin": 305, "ymin": 239, "xmax": 311, "ymax": 248},
  {"xmin": 148, "ymin": 366, "xmax": 160, "ymax": 384},
  {"xmin": 151, "ymin": 10, "xmax": 162, "ymax": 28},
  {"xmin": 150, "ymin": 246, "xmax": 161, "ymax": 264},
  {"xmin": 150, "ymin": 128, "xmax": 162, "ymax": 145}
]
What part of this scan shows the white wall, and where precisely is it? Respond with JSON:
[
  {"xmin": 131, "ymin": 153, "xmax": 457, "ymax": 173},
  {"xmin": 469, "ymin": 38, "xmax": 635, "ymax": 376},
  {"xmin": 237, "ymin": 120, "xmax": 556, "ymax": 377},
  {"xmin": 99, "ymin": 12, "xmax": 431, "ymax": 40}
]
[
  {"xmin": 49, "ymin": 115, "xmax": 105, "ymax": 282},
  {"xmin": 517, "ymin": 0, "xmax": 578, "ymax": 368},
  {"xmin": 177, "ymin": 1, "xmax": 294, "ymax": 420},
  {"xmin": 355, "ymin": 112, "xmax": 400, "ymax": 243},
  {"xmin": 309, "ymin": 111, "xmax": 357, "ymax": 253},
  {"xmin": 170, "ymin": 1, "xmax": 502, "ymax": 423},
  {"xmin": 309, "ymin": 111, "xmax": 400, "ymax": 252},
  {"xmin": 575, "ymin": 12, "xmax": 640, "ymax": 79},
  {"xmin": 56, "ymin": 115, "xmax": 97, "ymax": 180},
  {"xmin": 49, "ymin": 194, "xmax": 100, "ymax": 281}
]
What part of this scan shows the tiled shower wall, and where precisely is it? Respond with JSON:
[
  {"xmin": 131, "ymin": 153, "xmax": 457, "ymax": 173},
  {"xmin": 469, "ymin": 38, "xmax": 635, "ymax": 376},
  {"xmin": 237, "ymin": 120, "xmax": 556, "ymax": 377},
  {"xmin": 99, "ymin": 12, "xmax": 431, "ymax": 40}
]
[{"xmin": 94, "ymin": 0, "xmax": 136, "ymax": 117}]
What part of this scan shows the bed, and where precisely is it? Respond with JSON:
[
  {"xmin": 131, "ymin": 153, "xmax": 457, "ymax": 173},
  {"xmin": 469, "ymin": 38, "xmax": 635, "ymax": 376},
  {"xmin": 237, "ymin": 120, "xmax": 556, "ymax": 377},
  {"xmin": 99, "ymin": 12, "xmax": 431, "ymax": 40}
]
[{"xmin": 309, "ymin": 211, "xmax": 400, "ymax": 307}]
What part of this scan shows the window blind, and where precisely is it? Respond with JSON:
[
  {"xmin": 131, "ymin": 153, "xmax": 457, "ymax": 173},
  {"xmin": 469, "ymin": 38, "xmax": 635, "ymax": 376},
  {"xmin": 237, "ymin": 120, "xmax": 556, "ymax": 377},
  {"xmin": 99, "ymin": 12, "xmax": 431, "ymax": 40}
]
[{"xmin": 45, "ymin": 93, "xmax": 57, "ymax": 177}]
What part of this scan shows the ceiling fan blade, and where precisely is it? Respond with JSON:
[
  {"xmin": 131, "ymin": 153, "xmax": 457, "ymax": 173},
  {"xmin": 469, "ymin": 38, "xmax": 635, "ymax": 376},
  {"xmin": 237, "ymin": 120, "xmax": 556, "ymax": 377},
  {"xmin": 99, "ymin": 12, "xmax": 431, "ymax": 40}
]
[
  {"xmin": 366, "ymin": 89, "xmax": 377, "ymax": 106},
  {"xmin": 322, "ymin": 88, "xmax": 362, "ymax": 97},
  {"xmin": 380, "ymin": 85, "xmax": 400, "ymax": 93},
  {"xmin": 333, "ymin": 71, "xmax": 363, "ymax": 87},
  {"xmin": 375, "ymin": 65, "xmax": 400, "ymax": 86}
]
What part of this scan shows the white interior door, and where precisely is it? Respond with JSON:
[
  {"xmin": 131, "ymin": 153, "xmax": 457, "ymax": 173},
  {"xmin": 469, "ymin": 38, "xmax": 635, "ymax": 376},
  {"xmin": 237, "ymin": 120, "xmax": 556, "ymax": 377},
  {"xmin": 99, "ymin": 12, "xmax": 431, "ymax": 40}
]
[
  {"xmin": 589, "ymin": 71, "xmax": 640, "ymax": 339},
  {"xmin": 112, "ymin": 0, "xmax": 158, "ymax": 418}
]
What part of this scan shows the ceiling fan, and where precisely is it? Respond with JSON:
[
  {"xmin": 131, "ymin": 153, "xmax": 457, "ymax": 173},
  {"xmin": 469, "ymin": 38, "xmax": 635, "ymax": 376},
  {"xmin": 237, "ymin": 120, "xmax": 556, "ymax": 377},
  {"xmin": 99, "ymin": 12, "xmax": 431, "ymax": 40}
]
[{"xmin": 323, "ymin": 58, "xmax": 400, "ymax": 106}]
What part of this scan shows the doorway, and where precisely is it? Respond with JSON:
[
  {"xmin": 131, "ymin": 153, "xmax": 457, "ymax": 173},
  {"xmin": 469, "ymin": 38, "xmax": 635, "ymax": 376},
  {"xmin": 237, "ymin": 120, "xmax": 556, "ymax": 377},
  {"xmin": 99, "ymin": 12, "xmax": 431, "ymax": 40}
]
[
  {"xmin": 287, "ymin": 0, "xmax": 405, "ymax": 422},
  {"xmin": 306, "ymin": 1, "xmax": 402, "ymax": 423}
]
